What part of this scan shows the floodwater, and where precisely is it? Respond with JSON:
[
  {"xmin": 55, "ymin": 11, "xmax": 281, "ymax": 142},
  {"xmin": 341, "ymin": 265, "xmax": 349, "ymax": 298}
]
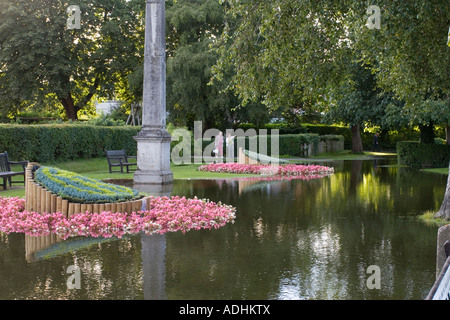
[{"xmin": 0, "ymin": 159, "xmax": 446, "ymax": 300}]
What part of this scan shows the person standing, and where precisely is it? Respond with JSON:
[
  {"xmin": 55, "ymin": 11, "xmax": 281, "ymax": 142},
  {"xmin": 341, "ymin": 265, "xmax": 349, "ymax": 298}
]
[
  {"xmin": 372, "ymin": 132, "xmax": 380, "ymax": 152},
  {"xmin": 226, "ymin": 133, "xmax": 236, "ymax": 161},
  {"xmin": 215, "ymin": 131, "xmax": 224, "ymax": 158}
]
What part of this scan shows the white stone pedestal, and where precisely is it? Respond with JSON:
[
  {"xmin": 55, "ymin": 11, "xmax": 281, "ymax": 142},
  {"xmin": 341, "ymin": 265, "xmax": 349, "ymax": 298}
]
[{"xmin": 134, "ymin": 129, "xmax": 173, "ymax": 185}]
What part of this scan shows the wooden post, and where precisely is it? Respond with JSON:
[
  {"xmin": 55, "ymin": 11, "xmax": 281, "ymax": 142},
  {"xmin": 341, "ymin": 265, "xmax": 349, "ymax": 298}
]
[
  {"xmin": 68, "ymin": 203, "xmax": 74, "ymax": 217},
  {"xmin": 45, "ymin": 191, "xmax": 51, "ymax": 214},
  {"xmin": 56, "ymin": 197, "xmax": 62, "ymax": 214},
  {"xmin": 62, "ymin": 199, "xmax": 68, "ymax": 217},
  {"xmin": 74, "ymin": 203, "xmax": 81, "ymax": 216},
  {"xmin": 51, "ymin": 194, "xmax": 57, "ymax": 213}
]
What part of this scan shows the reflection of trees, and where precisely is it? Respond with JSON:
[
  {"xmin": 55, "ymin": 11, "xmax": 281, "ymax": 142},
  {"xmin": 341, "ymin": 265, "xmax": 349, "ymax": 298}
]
[
  {"xmin": 165, "ymin": 160, "xmax": 443, "ymax": 299},
  {"xmin": 1, "ymin": 162, "xmax": 445, "ymax": 299}
]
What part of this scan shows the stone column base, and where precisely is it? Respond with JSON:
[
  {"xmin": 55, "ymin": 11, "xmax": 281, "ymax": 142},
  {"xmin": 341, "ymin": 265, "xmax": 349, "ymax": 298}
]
[{"xmin": 133, "ymin": 129, "xmax": 173, "ymax": 185}]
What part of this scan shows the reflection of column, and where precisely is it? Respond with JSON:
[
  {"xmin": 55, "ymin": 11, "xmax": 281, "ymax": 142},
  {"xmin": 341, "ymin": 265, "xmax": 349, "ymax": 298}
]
[
  {"xmin": 141, "ymin": 233, "xmax": 166, "ymax": 300},
  {"xmin": 133, "ymin": 0, "xmax": 173, "ymax": 185},
  {"xmin": 134, "ymin": 182, "xmax": 173, "ymax": 300}
]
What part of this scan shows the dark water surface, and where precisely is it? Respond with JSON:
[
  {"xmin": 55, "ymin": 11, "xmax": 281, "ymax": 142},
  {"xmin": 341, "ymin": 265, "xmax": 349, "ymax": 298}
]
[{"xmin": 0, "ymin": 159, "xmax": 446, "ymax": 300}]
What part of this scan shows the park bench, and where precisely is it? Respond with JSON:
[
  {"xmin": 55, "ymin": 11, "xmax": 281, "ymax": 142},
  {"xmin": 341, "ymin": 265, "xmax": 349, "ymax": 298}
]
[
  {"xmin": 105, "ymin": 149, "xmax": 137, "ymax": 173},
  {"xmin": 0, "ymin": 152, "xmax": 28, "ymax": 190}
]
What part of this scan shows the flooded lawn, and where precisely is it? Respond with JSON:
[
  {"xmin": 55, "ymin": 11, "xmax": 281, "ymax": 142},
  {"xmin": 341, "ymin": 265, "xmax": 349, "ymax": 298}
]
[{"xmin": 0, "ymin": 159, "xmax": 445, "ymax": 299}]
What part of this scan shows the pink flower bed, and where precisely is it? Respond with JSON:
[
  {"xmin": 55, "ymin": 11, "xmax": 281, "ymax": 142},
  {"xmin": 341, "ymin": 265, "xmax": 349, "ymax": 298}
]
[
  {"xmin": 198, "ymin": 163, "xmax": 334, "ymax": 178},
  {"xmin": 0, "ymin": 196, "xmax": 236, "ymax": 240}
]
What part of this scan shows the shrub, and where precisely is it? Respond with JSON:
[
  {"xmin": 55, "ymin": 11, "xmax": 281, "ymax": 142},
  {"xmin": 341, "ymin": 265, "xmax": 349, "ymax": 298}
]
[
  {"xmin": 238, "ymin": 123, "xmax": 423, "ymax": 151},
  {"xmin": 232, "ymin": 133, "xmax": 319, "ymax": 157},
  {"xmin": 0, "ymin": 124, "xmax": 140, "ymax": 162},
  {"xmin": 397, "ymin": 141, "xmax": 450, "ymax": 169},
  {"xmin": 34, "ymin": 166, "xmax": 142, "ymax": 204}
]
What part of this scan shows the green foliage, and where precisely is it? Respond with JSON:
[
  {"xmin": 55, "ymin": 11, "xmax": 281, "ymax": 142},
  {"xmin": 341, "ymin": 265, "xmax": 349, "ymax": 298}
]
[
  {"xmin": 214, "ymin": 1, "xmax": 360, "ymax": 109},
  {"xmin": 356, "ymin": 0, "xmax": 450, "ymax": 126},
  {"xmin": 397, "ymin": 141, "xmax": 450, "ymax": 169},
  {"xmin": 218, "ymin": 133, "xmax": 320, "ymax": 158},
  {"xmin": 279, "ymin": 134, "xmax": 320, "ymax": 157},
  {"xmin": 164, "ymin": 0, "xmax": 269, "ymax": 130},
  {"xmin": 0, "ymin": 0, "xmax": 144, "ymax": 120},
  {"xmin": 85, "ymin": 114, "xmax": 126, "ymax": 126},
  {"xmin": 215, "ymin": 0, "xmax": 449, "ymax": 134},
  {"xmin": 320, "ymin": 135, "xmax": 344, "ymax": 142},
  {"xmin": 0, "ymin": 124, "xmax": 140, "ymax": 162},
  {"xmin": 34, "ymin": 166, "xmax": 141, "ymax": 203},
  {"xmin": 237, "ymin": 123, "xmax": 421, "ymax": 151}
]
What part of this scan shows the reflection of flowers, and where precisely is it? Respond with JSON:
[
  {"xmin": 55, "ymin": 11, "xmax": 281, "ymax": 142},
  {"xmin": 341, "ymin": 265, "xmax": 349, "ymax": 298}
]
[
  {"xmin": 0, "ymin": 196, "xmax": 236, "ymax": 240},
  {"xmin": 198, "ymin": 163, "xmax": 334, "ymax": 178}
]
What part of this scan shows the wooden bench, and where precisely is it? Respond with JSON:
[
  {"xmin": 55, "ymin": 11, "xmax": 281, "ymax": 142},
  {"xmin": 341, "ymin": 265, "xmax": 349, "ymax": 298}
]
[
  {"xmin": 105, "ymin": 150, "xmax": 137, "ymax": 173},
  {"xmin": 0, "ymin": 152, "xmax": 28, "ymax": 189}
]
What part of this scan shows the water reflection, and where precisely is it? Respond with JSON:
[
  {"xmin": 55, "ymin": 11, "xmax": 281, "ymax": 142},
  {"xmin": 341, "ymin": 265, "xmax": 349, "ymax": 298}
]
[
  {"xmin": 141, "ymin": 234, "xmax": 166, "ymax": 300},
  {"xmin": 0, "ymin": 159, "xmax": 446, "ymax": 300}
]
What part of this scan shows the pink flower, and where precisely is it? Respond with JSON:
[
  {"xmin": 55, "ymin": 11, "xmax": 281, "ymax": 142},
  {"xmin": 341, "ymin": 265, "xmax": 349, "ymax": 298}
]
[
  {"xmin": 198, "ymin": 163, "xmax": 334, "ymax": 180},
  {"xmin": 0, "ymin": 196, "xmax": 236, "ymax": 240}
]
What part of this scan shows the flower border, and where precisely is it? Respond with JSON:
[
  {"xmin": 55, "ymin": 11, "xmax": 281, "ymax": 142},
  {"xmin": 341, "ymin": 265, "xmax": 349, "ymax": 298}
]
[
  {"xmin": 198, "ymin": 163, "xmax": 334, "ymax": 177},
  {"xmin": 0, "ymin": 196, "xmax": 236, "ymax": 240}
]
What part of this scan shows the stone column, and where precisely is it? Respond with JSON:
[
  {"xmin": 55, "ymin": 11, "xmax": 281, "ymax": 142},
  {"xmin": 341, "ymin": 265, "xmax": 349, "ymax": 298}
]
[{"xmin": 134, "ymin": 0, "xmax": 173, "ymax": 185}]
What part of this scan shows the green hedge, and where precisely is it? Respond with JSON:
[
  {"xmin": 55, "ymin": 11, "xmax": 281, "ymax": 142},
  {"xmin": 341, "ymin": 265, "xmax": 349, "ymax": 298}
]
[
  {"xmin": 194, "ymin": 133, "xmax": 321, "ymax": 157},
  {"xmin": 238, "ymin": 123, "xmax": 422, "ymax": 150},
  {"xmin": 319, "ymin": 134, "xmax": 344, "ymax": 142},
  {"xmin": 0, "ymin": 124, "xmax": 140, "ymax": 162},
  {"xmin": 397, "ymin": 141, "xmax": 450, "ymax": 169}
]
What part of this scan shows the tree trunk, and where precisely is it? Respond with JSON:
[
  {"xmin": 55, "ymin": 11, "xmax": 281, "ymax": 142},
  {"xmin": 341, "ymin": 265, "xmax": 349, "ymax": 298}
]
[
  {"xmin": 446, "ymin": 125, "xmax": 450, "ymax": 145},
  {"xmin": 60, "ymin": 94, "xmax": 79, "ymax": 120},
  {"xmin": 351, "ymin": 124, "xmax": 363, "ymax": 153},
  {"xmin": 436, "ymin": 161, "xmax": 450, "ymax": 220}
]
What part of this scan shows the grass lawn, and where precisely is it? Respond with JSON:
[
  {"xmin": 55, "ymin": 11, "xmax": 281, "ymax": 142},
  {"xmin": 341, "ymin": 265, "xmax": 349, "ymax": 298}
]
[
  {"xmin": 422, "ymin": 167, "xmax": 449, "ymax": 175},
  {"xmin": 307, "ymin": 150, "xmax": 397, "ymax": 160},
  {"xmin": 0, "ymin": 157, "xmax": 259, "ymax": 198}
]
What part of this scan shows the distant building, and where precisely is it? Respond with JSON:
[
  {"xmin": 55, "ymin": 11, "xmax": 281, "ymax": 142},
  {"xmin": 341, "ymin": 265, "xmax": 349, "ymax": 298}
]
[{"xmin": 95, "ymin": 100, "xmax": 121, "ymax": 115}]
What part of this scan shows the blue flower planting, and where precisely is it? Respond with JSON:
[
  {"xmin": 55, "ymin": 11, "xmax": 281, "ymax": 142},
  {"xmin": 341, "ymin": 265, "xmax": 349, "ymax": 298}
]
[{"xmin": 34, "ymin": 166, "xmax": 142, "ymax": 204}]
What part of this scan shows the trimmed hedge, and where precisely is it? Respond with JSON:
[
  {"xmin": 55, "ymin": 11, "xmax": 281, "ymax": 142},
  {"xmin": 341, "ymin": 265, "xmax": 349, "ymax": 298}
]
[
  {"xmin": 397, "ymin": 141, "xmax": 450, "ymax": 169},
  {"xmin": 227, "ymin": 133, "xmax": 320, "ymax": 157},
  {"xmin": 0, "ymin": 124, "xmax": 140, "ymax": 162},
  {"xmin": 34, "ymin": 166, "xmax": 141, "ymax": 203},
  {"xmin": 238, "ymin": 123, "xmax": 422, "ymax": 150},
  {"xmin": 0, "ymin": 123, "xmax": 353, "ymax": 163}
]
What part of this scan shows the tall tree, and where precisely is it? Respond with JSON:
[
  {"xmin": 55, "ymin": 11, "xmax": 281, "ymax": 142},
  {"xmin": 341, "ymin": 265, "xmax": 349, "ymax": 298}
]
[
  {"xmin": 324, "ymin": 62, "xmax": 398, "ymax": 153},
  {"xmin": 354, "ymin": 1, "xmax": 450, "ymax": 219},
  {"xmin": 214, "ymin": 1, "xmax": 358, "ymax": 113},
  {"xmin": 0, "ymin": 0, "xmax": 144, "ymax": 120},
  {"xmin": 355, "ymin": 0, "xmax": 450, "ymax": 144}
]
